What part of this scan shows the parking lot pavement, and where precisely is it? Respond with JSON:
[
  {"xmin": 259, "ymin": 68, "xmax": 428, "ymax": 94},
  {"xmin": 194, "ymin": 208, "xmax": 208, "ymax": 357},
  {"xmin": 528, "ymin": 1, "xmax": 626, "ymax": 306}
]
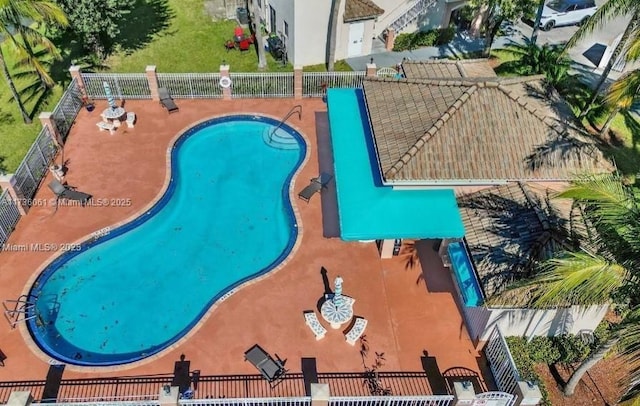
[{"xmin": 514, "ymin": 0, "xmax": 631, "ymax": 70}]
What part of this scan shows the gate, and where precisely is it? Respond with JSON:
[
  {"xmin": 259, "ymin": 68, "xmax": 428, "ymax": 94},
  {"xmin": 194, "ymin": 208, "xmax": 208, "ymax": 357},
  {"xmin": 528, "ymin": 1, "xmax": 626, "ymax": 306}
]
[
  {"xmin": 474, "ymin": 391, "xmax": 516, "ymax": 406},
  {"xmin": 484, "ymin": 326, "xmax": 520, "ymax": 398}
]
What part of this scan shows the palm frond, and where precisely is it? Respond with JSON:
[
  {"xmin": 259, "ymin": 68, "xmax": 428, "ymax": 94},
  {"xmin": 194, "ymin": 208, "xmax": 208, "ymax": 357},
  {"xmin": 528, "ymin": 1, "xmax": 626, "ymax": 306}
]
[
  {"xmin": 565, "ymin": 0, "xmax": 640, "ymax": 51},
  {"xmin": 530, "ymin": 251, "xmax": 628, "ymax": 306},
  {"xmin": 604, "ymin": 70, "xmax": 640, "ymax": 110}
]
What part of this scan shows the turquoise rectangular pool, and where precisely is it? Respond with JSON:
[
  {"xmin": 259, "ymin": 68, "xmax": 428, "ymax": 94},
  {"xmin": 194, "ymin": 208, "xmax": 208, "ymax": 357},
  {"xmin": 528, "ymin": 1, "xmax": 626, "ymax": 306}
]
[
  {"xmin": 448, "ymin": 242, "xmax": 484, "ymax": 307},
  {"xmin": 327, "ymin": 88, "xmax": 465, "ymax": 240}
]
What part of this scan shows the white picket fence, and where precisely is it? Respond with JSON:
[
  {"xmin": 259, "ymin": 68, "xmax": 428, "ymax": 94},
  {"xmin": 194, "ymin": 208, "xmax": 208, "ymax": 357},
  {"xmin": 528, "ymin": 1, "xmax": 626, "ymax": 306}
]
[{"xmin": 80, "ymin": 71, "xmax": 366, "ymax": 99}]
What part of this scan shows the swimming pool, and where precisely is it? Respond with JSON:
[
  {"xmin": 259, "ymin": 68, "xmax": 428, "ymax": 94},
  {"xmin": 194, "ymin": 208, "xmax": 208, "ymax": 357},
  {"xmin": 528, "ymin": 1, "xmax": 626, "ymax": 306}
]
[
  {"xmin": 448, "ymin": 242, "xmax": 484, "ymax": 307},
  {"xmin": 26, "ymin": 115, "xmax": 306, "ymax": 366}
]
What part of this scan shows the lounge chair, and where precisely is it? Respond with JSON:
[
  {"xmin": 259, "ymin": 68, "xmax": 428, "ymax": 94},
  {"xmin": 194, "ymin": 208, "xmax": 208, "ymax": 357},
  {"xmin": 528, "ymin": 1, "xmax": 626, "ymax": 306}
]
[
  {"xmin": 304, "ymin": 311, "xmax": 327, "ymax": 340},
  {"xmin": 159, "ymin": 87, "xmax": 179, "ymax": 114},
  {"xmin": 298, "ymin": 172, "xmax": 333, "ymax": 203},
  {"xmin": 244, "ymin": 344, "xmax": 287, "ymax": 387},
  {"xmin": 345, "ymin": 317, "xmax": 368, "ymax": 346},
  {"xmin": 48, "ymin": 179, "xmax": 92, "ymax": 207}
]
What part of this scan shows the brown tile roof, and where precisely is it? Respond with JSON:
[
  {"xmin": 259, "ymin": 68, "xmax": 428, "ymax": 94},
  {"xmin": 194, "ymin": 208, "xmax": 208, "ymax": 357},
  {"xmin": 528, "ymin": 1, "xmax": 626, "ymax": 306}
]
[
  {"xmin": 402, "ymin": 59, "xmax": 497, "ymax": 79},
  {"xmin": 343, "ymin": 0, "xmax": 384, "ymax": 22},
  {"xmin": 362, "ymin": 76, "xmax": 613, "ymax": 184},
  {"xmin": 458, "ymin": 182, "xmax": 575, "ymax": 298}
]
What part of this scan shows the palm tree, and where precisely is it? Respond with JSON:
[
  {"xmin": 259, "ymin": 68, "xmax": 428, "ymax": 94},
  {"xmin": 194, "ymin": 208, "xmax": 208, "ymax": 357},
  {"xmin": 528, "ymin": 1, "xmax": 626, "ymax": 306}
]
[
  {"xmin": 530, "ymin": 0, "xmax": 546, "ymax": 44},
  {"xmin": 6, "ymin": 1, "xmax": 68, "ymax": 88},
  {"xmin": 0, "ymin": 0, "xmax": 68, "ymax": 122},
  {"xmin": 498, "ymin": 175, "xmax": 640, "ymax": 399},
  {"xmin": 326, "ymin": 0, "xmax": 340, "ymax": 71},
  {"xmin": 599, "ymin": 69, "xmax": 640, "ymax": 135},
  {"xmin": 248, "ymin": 0, "xmax": 266, "ymax": 70},
  {"xmin": 564, "ymin": 0, "xmax": 640, "ymax": 117}
]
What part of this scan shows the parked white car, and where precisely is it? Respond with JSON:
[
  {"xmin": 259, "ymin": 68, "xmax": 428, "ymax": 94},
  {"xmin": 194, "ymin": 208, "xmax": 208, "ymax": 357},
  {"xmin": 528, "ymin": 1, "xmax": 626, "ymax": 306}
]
[{"xmin": 540, "ymin": 0, "xmax": 597, "ymax": 31}]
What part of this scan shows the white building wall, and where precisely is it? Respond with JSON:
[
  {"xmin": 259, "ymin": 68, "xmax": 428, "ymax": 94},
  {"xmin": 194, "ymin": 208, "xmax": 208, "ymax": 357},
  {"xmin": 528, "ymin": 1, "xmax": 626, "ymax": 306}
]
[
  {"xmin": 462, "ymin": 304, "xmax": 609, "ymax": 342},
  {"xmin": 263, "ymin": 0, "xmax": 297, "ymax": 62}
]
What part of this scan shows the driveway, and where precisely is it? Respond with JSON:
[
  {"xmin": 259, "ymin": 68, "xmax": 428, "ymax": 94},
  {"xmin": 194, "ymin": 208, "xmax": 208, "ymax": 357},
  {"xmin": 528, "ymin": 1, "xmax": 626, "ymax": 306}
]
[{"xmin": 347, "ymin": 0, "xmax": 637, "ymax": 80}]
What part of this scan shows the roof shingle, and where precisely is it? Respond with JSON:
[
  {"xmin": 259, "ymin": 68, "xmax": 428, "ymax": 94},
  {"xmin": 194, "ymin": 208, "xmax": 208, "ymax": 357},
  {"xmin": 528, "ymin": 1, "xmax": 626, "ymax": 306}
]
[
  {"xmin": 362, "ymin": 74, "xmax": 613, "ymax": 184},
  {"xmin": 344, "ymin": 0, "xmax": 384, "ymax": 22}
]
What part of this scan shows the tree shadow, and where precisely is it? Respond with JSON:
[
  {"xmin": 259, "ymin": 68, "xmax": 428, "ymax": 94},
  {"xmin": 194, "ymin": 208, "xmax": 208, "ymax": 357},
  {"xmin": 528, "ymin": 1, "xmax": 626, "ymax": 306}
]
[{"xmin": 113, "ymin": 0, "xmax": 175, "ymax": 55}]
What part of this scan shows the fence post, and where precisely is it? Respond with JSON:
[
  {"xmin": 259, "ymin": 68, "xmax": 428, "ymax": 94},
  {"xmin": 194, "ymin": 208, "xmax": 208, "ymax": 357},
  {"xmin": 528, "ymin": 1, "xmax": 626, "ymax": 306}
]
[
  {"xmin": 146, "ymin": 65, "xmax": 160, "ymax": 101},
  {"xmin": 158, "ymin": 386, "xmax": 179, "ymax": 406},
  {"xmin": 366, "ymin": 63, "xmax": 377, "ymax": 77},
  {"xmin": 39, "ymin": 112, "xmax": 63, "ymax": 148},
  {"xmin": 294, "ymin": 65, "xmax": 303, "ymax": 100},
  {"xmin": 69, "ymin": 65, "xmax": 87, "ymax": 99},
  {"xmin": 6, "ymin": 391, "xmax": 32, "ymax": 406},
  {"xmin": 0, "ymin": 175, "xmax": 26, "ymax": 215},
  {"xmin": 514, "ymin": 381, "xmax": 542, "ymax": 406},
  {"xmin": 220, "ymin": 64, "xmax": 232, "ymax": 100},
  {"xmin": 452, "ymin": 381, "xmax": 475, "ymax": 405},
  {"xmin": 310, "ymin": 383, "xmax": 330, "ymax": 406},
  {"xmin": 385, "ymin": 28, "xmax": 396, "ymax": 51}
]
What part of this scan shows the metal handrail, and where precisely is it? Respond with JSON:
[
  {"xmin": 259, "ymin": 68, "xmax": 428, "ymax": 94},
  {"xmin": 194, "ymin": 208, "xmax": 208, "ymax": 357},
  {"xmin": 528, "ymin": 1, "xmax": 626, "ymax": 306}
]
[{"xmin": 268, "ymin": 105, "xmax": 302, "ymax": 142}]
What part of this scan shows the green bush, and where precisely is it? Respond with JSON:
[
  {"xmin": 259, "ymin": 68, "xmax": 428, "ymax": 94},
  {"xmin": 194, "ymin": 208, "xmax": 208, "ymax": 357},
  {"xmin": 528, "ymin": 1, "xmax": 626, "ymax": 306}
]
[
  {"xmin": 505, "ymin": 337, "xmax": 551, "ymax": 405},
  {"xmin": 551, "ymin": 335, "xmax": 591, "ymax": 363},
  {"xmin": 393, "ymin": 27, "xmax": 455, "ymax": 51},
  {"xmin": 526, "ymin": 337, "xmax": 562, "ymax": 363}
]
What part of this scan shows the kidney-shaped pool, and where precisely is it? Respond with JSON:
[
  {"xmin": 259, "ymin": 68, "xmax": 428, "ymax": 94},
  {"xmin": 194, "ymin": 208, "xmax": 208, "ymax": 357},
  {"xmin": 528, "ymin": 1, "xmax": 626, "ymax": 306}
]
[{"xmin": 26, "ymin": 115, "xmax": 306, "ymax": 366}]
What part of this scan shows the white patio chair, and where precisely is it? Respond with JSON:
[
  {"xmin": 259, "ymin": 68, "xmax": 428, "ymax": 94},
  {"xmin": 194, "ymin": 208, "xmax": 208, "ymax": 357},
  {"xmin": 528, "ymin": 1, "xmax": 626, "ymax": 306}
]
[{"xmin": 126, "ymin": 112, "xmax": 136, "ymax": 128}]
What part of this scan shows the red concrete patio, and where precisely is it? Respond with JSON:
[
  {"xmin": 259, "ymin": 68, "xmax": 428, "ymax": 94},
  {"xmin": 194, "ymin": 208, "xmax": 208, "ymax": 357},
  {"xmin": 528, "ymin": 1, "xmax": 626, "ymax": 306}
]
[{"xmin": 0, "ymin": 98, "xmax": 488, "ymax": 394}]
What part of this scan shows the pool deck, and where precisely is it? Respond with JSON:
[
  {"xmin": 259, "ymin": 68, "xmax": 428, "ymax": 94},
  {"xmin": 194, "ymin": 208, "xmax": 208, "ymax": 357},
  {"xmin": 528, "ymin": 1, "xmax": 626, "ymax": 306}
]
[{"xmin": 0, "ymin": 98, "xmax": 487, "ymax": 394}]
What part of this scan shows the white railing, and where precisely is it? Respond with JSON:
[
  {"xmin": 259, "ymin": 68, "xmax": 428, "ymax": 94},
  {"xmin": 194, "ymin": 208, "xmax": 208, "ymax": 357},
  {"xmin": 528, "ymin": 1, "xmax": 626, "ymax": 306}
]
[
  {"xmin": 484, "ymin": 326, "xmax": 520, "ymax": 396},
  {"xmin": 82, "ymin": 73, "xmax": 152, "ymax": 100},
  {"xmin": 39, "ymin": 401, "xmax": 159, "ymax": 406},
  {"xmin": 229, "ymin": 73, "xmax": 294, "ymax": 98},
  {"xmin": 388, "ymin": 0, "xmax": 437, "ymax": 34},
  {"xmin": 157, "ymin": 73, "xmax": 223, "ymax": 99},
  {"xmin": 302, "ymin": 72, "xmax": 366, "ymax": 97},
  {"xmin": 180, "ymin": 397, "xmax": 311, "ymax": 406},
  {"xmin": 329, "ymin": 395, "xmax": 454, "ymax": 406}
]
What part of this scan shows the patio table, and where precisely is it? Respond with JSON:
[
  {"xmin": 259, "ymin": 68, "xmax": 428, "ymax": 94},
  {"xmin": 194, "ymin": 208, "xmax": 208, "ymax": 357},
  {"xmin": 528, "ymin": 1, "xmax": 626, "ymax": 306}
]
[
  {"xmin": 320, "ymin": 295, "xmax": 354, "ymax": 329},
  {"xmin": 101, "ymin": 107, "xmax": 126, "ymax": 127}
]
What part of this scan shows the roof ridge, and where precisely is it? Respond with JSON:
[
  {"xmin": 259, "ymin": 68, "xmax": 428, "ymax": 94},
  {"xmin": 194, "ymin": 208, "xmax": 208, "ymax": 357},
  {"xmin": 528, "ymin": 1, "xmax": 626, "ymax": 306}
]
[
  {"xmin": 365, "ymin": 77, "xmax": 494, "ymax": 86},
  {"xmin": 403, "ymin": 58, "xmax": 492, "ymax": 65},
  {"xmin": 384, "ymin": 85, "xmax": 479, "ymax": 179}
]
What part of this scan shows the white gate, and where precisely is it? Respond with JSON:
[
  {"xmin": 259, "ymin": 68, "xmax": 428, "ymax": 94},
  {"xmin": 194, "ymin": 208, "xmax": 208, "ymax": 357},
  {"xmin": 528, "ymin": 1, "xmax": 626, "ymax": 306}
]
[
  {"xmin": 484, "ymin": 327, "xmax": 520, "ymax": 397},
  {"xmin": 474, "ymin": 391, "xmax": 516, "ymax": 406}
]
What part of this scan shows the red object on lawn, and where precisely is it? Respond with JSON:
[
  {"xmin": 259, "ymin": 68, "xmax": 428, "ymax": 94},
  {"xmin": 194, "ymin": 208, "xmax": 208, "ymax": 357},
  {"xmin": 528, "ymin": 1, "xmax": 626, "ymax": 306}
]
[
  {"xmin": 239, "ymin": 39, "xmax": 251, "ymax": 51},
  {"xmin": 234, "ymin": 26, "xmax": 244, "ymax": 39}
]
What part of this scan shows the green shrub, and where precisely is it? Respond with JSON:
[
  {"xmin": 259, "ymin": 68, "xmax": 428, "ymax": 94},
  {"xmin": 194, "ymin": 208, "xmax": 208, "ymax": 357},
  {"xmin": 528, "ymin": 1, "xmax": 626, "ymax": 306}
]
[
  {"xmin": 505, "ymin": 337, "xmax": 552, "ymax": 405},
  {"xmin": 526, "ymin": 337, "xmax": 562, "ymax": 363},
  {"xmin": 551, "ymin": 335, "xmax": 591, "ymax": 363},
  {"xmin": 393, "ymin": 30, "xmax": 438, "ymax": 51}
]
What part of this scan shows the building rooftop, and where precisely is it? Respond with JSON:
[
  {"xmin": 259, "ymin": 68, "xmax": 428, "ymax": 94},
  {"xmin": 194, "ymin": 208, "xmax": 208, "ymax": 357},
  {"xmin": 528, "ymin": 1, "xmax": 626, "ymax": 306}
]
[
  {"xmin": 401, "ymin": 59, "xmax": 497, "ymax": 79},
  {"xmin": 458, "ymin": 182, "xmax": 578, "ymax": 298},
  {"xmin": 362, "ymin": 75, "xmax": 613, "ymax": 185},
  {"xmin": 343, "ymin": 0, "xmax": 384, "ymax": 22}
]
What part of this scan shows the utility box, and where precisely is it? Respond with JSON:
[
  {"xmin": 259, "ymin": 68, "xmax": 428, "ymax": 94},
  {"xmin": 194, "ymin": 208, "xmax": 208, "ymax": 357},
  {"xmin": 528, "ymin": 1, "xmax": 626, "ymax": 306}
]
[{"xmin": 236, "ymin": 7, "xmax": 249, "ymax": 24}]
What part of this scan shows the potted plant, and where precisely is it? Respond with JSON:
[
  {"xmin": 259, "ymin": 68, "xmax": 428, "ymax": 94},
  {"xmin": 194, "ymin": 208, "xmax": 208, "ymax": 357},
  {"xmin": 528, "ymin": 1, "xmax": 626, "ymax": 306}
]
[{"xmin": 81, "ymin": 94, "xmax": 95, "ymax": 112}]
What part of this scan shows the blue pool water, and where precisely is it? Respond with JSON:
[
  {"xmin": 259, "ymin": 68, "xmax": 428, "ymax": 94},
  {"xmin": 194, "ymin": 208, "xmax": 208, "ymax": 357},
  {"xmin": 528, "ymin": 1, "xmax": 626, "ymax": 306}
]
[
  {"xmin": 448, "ymin": 242, "xmax": 484, "ymax": 307},
  {"xmin": 27, "ymin": 116, "xmax": 305, "ymax": 366}
]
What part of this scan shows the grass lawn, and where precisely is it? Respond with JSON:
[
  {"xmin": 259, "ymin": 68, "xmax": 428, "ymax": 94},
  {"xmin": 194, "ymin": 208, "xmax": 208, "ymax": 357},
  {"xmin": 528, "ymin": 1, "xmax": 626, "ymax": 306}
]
[
  {"xmin": 0, "ymin": 43, "xmax": 64, "ymax": 174},
  {"xmin": 1, "ymin": 0, "xmax": 309, "ymax": 172}
]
